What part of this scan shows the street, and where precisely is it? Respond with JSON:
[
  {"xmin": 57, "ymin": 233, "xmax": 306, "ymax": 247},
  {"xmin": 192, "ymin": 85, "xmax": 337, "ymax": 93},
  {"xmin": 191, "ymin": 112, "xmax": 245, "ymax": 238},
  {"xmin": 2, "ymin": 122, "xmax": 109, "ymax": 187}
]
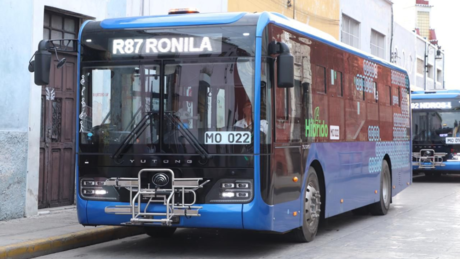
[{"xmin": 37, "ymin": 175, "xmax": 460, "ymax": 259}]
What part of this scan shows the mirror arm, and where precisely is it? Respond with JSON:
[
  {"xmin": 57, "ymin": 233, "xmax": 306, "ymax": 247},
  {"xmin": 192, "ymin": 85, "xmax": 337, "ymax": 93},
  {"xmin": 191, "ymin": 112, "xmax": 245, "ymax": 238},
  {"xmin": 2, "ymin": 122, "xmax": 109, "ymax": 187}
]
[{"xmin": 268, "ymin": 41, "xmax": 290, "ymax": 55}]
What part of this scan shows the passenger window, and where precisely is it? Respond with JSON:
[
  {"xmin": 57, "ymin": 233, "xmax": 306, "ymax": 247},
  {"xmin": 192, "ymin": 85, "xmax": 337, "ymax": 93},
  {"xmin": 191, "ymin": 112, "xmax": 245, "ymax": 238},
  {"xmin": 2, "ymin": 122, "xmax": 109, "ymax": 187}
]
[
  {"xmin": 314, "ymin": 65, "xmax": 326, "ymax": 94},
  {"xmin": 330, "ymin": 69, "xmax": 343, "ymax": 97},
  {"xmin": 388, "ymin": 86, "xmax": 392, "ymax": 105},
  {"xmin": 275, "ymin": 86, "xmax": 302, "ymax": 143},
  {"xmin": 392, "ymin": 87, "xmax": 400, "ymax": 106},
  {"xmin": 373, "ymin": 82, "xmax": 378, "ymax": 102},
  {"xmin": 353, "ymin": 77, "xmax": 364, "ymax": 101}
]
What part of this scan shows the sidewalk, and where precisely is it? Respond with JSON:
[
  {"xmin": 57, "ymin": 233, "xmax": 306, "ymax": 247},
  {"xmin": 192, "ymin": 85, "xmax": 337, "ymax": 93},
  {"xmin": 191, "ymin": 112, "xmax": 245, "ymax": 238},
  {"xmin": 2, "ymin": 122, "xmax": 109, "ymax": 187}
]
[{"xmin": 0, "ymin": 206, "xmax": 144, "ymax": 259}]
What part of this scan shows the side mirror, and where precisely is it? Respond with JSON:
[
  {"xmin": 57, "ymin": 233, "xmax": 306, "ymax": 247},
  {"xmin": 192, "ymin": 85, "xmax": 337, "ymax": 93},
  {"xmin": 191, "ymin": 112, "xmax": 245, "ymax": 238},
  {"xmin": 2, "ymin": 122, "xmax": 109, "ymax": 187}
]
[
  {"xmin": 268, "ymin": 41, "xmax": 294, "ymax": 88},
  {"xmin": 33, "ymin": 40, "xmax": 52, "ymax": 85},
  {"xmin": 277, "ymin": 52, "xmax": 294, "ymax": 88}
]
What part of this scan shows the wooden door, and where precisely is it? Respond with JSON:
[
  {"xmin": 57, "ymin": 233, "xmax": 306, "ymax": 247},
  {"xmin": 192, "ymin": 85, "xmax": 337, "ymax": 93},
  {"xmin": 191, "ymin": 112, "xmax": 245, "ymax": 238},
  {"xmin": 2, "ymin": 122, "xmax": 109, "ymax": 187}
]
[{"xmin": 39, "ymin": 53, "xmax": 77, "ymax": 208}]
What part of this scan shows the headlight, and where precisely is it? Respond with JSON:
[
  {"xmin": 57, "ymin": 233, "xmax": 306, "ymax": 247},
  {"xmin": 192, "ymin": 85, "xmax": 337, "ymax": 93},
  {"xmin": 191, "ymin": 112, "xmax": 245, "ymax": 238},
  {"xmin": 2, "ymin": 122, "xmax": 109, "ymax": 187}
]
[
  {"xmin": 80, "ymin": 178, "xmax": 118, "ymax": 200},
  {"xmin": 206, "ymin": 179, "xmax": 253, "ymax": 203}
]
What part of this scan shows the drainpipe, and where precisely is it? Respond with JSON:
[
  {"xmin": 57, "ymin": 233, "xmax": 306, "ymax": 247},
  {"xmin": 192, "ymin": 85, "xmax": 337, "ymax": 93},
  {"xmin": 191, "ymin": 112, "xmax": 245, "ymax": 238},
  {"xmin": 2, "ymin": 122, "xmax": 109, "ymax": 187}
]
[
  {"xmin": 293, "ymin": 0, "xmax": 296, "ymax": 20},
  {"xmin": 424, "ymin": 40, "xmax": 427, "ymax": 90},
  {"xmin": 443, "ymin": 52, "xmax": 445, "ymax": 89},
  {"xmin": 390, "ymin": 4, "xmax": 394, "ymax": 62},
  {"xmin": 433, "ymin": 45, "xmax": 436, "ymax": 90}
]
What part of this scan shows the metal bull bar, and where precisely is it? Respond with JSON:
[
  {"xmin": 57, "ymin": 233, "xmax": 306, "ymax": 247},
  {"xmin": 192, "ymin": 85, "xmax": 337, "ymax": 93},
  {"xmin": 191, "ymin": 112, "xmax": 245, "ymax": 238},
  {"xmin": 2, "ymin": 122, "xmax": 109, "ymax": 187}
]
[
  {"xmin": 413, "ymin": 149, "xmax": 446, "ymax": 169},
  {"xmin": 104, "ymin": 169, "xmax": 210, "ymax": 226}
]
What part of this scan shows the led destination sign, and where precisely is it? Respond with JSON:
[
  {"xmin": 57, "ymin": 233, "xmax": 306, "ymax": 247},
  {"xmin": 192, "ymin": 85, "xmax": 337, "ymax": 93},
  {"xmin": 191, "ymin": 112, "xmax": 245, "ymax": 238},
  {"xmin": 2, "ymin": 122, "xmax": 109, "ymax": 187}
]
[
  {"xmin": 411, "ymin": 102, "xmax": 452, "ymax": 109},
  {"xmin": 111, "ymin": 35, "xmax": 222, "ymax": 55}
]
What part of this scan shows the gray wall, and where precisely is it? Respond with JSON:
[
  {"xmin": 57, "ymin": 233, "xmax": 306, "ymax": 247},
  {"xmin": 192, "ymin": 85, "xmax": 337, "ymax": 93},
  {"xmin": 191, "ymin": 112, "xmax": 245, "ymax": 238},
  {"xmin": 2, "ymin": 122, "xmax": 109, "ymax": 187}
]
[
  {"xmin": 0, "ymin": 0, "xmax": 131, "ymax": 221},
  {"xmin": 341, "ymin": 0, "xmax": 392, "ymax": 61},
  {"xmin": 0, "ymin": 0, "xmax": 33, "ymax": 220},
  {"xmin": 392, "ymin": 23, "xmax": 417, "ymax": 90}
]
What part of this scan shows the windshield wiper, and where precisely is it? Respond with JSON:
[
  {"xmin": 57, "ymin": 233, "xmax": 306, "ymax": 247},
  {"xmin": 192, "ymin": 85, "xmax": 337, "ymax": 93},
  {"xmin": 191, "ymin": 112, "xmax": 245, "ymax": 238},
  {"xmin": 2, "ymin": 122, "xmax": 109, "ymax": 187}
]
[
  {"xmin": 164, "ymin": 111, "xmax": 210, "ymax": 159},
  {"xmin": 112, "ymin": 112, "xmax": 155, "ymax": 163}
]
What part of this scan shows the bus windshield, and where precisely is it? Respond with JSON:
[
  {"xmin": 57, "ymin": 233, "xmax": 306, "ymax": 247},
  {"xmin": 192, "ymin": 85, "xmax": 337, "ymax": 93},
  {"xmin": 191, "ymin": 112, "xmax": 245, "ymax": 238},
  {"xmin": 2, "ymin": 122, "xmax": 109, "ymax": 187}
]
[
  {"xmin": 412, "ymin": 109, "xmax": 460, "ymax": 144},
  {"xmin": 79, "ymin": 58, "xmax": 256, "ymax": 154}
]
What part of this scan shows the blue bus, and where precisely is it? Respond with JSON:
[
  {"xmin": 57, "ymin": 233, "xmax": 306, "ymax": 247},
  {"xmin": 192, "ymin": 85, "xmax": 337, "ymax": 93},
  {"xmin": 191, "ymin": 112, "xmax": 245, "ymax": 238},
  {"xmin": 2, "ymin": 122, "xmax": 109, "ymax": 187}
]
[
  {"xmin": 29, "ymin": 10, "xmax": 412, "ymax": 242},
  {"xmin": 412, "ymin": 90, "xmax": 460, "ymax": 176}
]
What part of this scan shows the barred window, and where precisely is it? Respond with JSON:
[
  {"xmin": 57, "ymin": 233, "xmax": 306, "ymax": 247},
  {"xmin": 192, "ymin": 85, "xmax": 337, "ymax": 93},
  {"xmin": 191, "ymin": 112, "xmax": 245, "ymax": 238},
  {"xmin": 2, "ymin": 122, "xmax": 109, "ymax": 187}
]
[
  {"xmin": 417, "ymin": 58, "xmax": 424, "ymax": 75},
  {"xmin": 341, "ymin": 15, "xmax": 360, "ymax": 48},
  {"xmin": 370, "ymin": 29, "xmax": 385, "ymax": 59},
  {"xmin": 43, "ymin": 9, "xmax": 79, "ymax": 49}
]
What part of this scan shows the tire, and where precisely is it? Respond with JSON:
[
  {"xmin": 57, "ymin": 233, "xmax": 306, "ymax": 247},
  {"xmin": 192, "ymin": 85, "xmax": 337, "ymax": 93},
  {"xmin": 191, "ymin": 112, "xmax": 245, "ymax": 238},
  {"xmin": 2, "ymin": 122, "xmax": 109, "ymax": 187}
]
[
  {"xmin": 369, "ymin": 160, "xmax": 391, "ymax": 215},
  {"xmin": 291, "ymin": 167, "xmax": 322, "ymax": 242},
  {"xmin": 144, "ymin": 227, "xmax": 176, "ymax": 238}
]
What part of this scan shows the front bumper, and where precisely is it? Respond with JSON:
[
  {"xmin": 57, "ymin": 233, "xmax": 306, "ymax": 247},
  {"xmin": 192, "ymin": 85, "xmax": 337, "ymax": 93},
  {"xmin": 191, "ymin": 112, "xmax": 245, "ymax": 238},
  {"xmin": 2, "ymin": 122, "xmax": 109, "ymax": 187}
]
[
  {"xmin": 85, "ymin": 200, "xmax": 244, "ymax": 229},
  {"xmin": 413, "ymin": 160, "xmax": 460, "ymax": 172}
]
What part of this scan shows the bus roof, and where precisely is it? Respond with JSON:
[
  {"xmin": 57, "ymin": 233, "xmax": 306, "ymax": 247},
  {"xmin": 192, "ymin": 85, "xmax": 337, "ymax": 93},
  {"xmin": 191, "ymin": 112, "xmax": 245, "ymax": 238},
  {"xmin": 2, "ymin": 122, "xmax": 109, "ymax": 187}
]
[
  {"xmin": 98, "ymin": 11, "xmax": 408, "ymax": 74},
  {"xmin": 101, "ymin": 12, "xmax": 247, "ymax": 29},
  {"xmin": 411, "ymin": 90, "xmax": 460, "ymax": 100},
  {"xmin": 256, "ymin": 12, "xmax": 408, "ymax": 75}
]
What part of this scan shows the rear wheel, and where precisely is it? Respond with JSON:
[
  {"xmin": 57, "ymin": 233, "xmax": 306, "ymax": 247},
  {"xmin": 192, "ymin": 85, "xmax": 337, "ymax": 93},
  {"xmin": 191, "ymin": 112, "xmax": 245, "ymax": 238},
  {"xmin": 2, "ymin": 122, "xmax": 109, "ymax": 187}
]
[
  {"xmin": 369, "ymin": 160, "xmax": 391, "ymax": 215},
  {"xmin": 291, "ymin": 167, "xmax": 321, "ymax": 242},
  {"xmin": 144, "ymin": 227, "xmax": 176, "ymax": 238}
]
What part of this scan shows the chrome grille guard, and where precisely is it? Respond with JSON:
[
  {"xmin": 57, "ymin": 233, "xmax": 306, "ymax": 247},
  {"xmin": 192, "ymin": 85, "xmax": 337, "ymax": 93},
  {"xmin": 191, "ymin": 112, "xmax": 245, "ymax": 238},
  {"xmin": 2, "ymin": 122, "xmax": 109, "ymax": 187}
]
[
  {"xmin": 104, "ymin": 168, "xmax": 210, "ymax": 226},
  {"xmin": 413, "ymin": 149, "xmax": 446, "ymax": 169}
]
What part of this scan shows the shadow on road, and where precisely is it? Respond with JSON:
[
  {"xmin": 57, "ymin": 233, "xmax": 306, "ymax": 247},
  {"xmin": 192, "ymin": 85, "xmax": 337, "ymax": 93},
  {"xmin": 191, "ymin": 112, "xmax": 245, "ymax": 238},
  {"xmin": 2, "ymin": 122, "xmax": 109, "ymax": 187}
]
[
  {"xmin": 413, "ymin": 173, "xmax": 460, "ymax": 183},
  {"xmin": 80, "ymin": 211, "xmax": 369, "ymax": 258}
]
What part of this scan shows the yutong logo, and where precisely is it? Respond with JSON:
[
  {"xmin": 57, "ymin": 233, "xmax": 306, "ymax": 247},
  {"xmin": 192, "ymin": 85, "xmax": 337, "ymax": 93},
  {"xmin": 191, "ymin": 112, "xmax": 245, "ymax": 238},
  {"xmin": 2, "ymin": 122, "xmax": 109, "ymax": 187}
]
[
  {"xmin": 111, "ymin": 35, "xmax": 222, "ymax": 55},
  {"xmin": 129, "ymin": 159, "xmax": 193, "ymax": 164},
  {"xmin": 152, "ymin": 173, "xmax": 169, "ymax": 187}
]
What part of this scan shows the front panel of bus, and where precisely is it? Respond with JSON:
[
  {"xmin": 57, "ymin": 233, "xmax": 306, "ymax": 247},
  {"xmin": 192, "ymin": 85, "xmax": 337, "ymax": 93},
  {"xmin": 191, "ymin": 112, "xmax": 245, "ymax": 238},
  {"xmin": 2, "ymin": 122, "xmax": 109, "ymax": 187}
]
[
  {"xmin": 76, "ymin": 17, "xmax": 273, "ymax": 227},
  {"xmin": 412, "ymin": 94, "xmax": 460, "ymax": 172}
]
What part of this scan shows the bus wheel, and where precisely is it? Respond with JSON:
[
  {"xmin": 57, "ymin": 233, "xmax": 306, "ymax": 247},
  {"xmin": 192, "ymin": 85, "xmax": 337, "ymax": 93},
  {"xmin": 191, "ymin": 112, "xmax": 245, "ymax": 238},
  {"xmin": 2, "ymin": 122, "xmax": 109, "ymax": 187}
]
[
  {"xmin": 291, "ymin": 167, "xmax": 321, "ymax": 242},
  {"xmin": 144, "ymin": 227, "xmax": 176, "ymax": 238},
  {"xmin": 369, "ymin": 160, "xmax": 391, "ymax": 215}
]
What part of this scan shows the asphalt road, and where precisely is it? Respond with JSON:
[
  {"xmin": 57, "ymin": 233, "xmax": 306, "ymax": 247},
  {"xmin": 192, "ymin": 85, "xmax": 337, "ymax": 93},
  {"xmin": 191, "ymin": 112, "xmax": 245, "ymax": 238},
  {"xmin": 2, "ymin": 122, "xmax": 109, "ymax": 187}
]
[{"xmin": 38, "ymin": 174, "xmax": 460, "ymax": 259}]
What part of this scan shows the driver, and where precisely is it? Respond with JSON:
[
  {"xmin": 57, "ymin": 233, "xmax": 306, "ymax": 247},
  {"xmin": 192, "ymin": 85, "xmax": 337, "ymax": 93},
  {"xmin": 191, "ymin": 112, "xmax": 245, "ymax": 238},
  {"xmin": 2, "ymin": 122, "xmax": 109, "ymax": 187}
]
[
  {"xmin": 171, "ymin": 94, "xmax": 194, "ymax": 127},
  {"xmin": 234, "ymin": 100, "xmax": 268, "ymax": 134}
]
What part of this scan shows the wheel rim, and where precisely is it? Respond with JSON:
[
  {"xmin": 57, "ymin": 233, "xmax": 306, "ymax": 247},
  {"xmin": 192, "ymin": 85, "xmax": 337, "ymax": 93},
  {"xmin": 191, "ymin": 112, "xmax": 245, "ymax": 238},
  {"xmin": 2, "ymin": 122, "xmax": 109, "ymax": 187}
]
[
  {"xmin": 382, "ymin": 169, "xmax": 391, "ymax": 208},
  {"xmin": 305, "ymin": 183, "xmax": 321, "ymax": 229}
]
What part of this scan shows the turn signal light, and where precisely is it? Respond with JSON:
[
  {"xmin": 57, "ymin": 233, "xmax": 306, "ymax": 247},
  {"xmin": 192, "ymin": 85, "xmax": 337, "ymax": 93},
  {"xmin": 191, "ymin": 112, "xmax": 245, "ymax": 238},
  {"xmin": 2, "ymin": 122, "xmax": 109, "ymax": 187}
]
[
  {"xmin": 236, "ymin": 183, "xmax": 249, "ymax": 189},
  {"xmin": 222, "ymin": 183, "xmax": 235, "ymax": 188},
  {"xmin": 236, "ymin": 192, "xmax": 249, "ymax": 198},
  {"xmin": 168, "ymin": 8, "xmax": 199, "ymax": 15}
]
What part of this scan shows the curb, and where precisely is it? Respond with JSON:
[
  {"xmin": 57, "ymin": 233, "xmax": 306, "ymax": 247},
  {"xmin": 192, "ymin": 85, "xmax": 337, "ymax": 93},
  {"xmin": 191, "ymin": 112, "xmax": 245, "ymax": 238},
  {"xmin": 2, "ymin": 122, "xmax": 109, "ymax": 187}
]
[{"xmin": 0, "ymin": 226, "xmax": 144, "ymax": 259}]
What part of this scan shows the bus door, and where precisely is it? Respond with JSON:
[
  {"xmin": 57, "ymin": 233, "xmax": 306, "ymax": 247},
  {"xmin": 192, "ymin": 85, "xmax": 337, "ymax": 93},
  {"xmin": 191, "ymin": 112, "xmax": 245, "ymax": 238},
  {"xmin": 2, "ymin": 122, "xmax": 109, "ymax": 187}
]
[{"xmin": 271, "ymin": 83, "xmax": 303, "ymax": 205}]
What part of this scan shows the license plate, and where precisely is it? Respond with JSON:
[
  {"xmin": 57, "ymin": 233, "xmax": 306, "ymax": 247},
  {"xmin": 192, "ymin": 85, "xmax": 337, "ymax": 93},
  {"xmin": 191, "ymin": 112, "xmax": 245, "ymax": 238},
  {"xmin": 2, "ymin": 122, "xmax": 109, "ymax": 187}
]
[{"xmin": 204, "ymin": 131, "xmax": 251, "ymax": 145}]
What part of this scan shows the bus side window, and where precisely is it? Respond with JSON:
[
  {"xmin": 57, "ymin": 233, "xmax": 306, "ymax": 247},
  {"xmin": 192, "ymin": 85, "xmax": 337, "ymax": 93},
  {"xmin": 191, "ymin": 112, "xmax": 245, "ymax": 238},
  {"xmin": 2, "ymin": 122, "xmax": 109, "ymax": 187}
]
[
  {"xmin": 275, "ymin": 86, "xmax": 301, "ymax": 143},
  {"xmin": 389, "ymin": 86, "xmax": 392, "ymax": 105},
  {"xmin": 353, "ymin": 77, "xmax": 364, "ymax": 101},
  {"xmin": 374, "ymin": 82, "xmax": 378, "ymax": 102},
  {"xmin": 328, "ymin": 69, "xmax": 343, "ymax": 97},
  {"xmin": 314, "ymin": 65, "xmax": 326, "ymax": 94},
  {"xmin": 392, "ymin": 86, "xmax": 399, "ymax": 106}
]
